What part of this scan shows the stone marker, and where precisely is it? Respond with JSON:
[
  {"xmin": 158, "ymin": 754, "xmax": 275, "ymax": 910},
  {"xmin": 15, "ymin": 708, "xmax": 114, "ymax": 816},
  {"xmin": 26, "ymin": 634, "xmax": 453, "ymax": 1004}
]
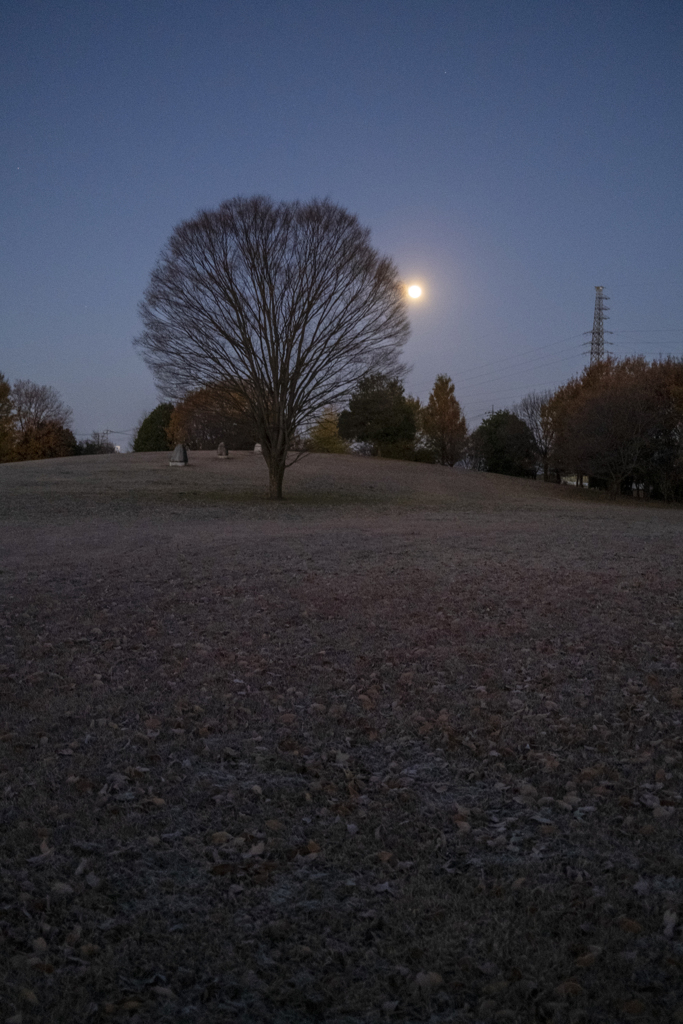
[
  {"xmin": 169, "ymin": 443, "xmax": 188, "ymax": 466},
  {"xmin": 217, "ymin": 441, "xmax": 227, "ymax": 458},
  {"xmin": 254, "ymin": 443, "xmax": 262, "ymax": 454}
]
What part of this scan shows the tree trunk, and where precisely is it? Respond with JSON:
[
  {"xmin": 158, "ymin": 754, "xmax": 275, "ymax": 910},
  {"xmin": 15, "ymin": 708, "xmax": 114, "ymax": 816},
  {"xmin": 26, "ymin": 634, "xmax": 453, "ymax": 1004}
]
[{"xmin": 267, "ymin": 454, "xmax": 286, "ymax": 499}]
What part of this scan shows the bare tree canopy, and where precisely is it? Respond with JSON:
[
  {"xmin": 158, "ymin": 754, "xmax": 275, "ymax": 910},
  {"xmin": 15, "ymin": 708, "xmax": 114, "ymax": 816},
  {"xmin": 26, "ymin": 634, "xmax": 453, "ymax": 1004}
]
[
  {"xmin": 513, "ymin": 390, "xmax": 554, "ymax": 481},
  {"xmin": 134, "ymin": 196, "xmax": 410, "ymax": 497},
  {"xmin": 12, "ymin": 380, "xmax": 72, "ymax": 433}
]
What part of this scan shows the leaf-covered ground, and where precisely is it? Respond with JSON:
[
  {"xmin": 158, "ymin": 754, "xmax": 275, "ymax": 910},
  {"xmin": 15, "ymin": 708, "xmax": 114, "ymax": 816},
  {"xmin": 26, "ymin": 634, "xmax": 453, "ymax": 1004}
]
[{"xmin": 1, "ymin": 451, "xmax": 682, "ymax": 1024}]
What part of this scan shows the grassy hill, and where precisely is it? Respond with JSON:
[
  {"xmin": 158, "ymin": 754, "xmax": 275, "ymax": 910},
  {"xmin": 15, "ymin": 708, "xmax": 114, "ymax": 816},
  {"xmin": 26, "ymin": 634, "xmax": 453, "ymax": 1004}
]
[{"xmin": 1, "ymin": 453, "xmax": 682, "ymax": 1023}]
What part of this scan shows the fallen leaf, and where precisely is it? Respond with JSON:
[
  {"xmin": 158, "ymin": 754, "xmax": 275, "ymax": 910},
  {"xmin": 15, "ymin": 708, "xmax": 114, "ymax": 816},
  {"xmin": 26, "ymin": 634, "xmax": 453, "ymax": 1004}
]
[
  {"xmin": 663, "ymin": 909, "xmax": 679, "ymax": 938},
  {"xmin": 575, "ymin": 950, "xmax": 601, "ymax": 967},
  {"xmin": 251, "ymin": 785, "xmax": 263, "ymax": 796},
  {"xmin": 65, "ymin": 925, "xmax": 82, "ymax": 945},
  {"xmin": 487, "ymin": 834, "xmax": 507, "ymax": 848},
  {"xmin": 307, "ymin": 840, "xmax": 321, "ymax": 853},
  {"xmin": 244, "ymin": 841, "xmax": 265, "ymax": 858},
  {"xmin": 19, "ymin": 988, "xmax": 38, "ymax": 1005},
  {"xmin": 620, "ymin": 999, "xmax": 646, "ymax": 1016},
  {"xmin": 32, "ymin": 937, "xmax": 47, "ymax": 953},
  {"xmin": 211, "ymin": 831, "xmax": 231, "ymax": 845},
  {"xmin": 413, "ymin": 971, "xmax": 443, "ymax": 998},
  {"xmin": 51, "ymin": 882, "xmax": 73, "ymax": 895},
  {"xmin": 265, "ymin": 819, "xmax": 284, "ymax": 831},
  {"xmin": 618, "ymin": 918, "xmax": 642, "ymax": 934},
  {"xmin": 79, "ymin": 943, "xmax": 100, "ymax": 957},
  {"xmin": 555, "ymin": 981, "xmax": 585, "ymax": 997},
  {"xmin": 151, "ymin": 986, "xmax": 176, "ymax": 999},
  {"xmin": 378, "ymin": 850, "xmax": 393, "ymax": 862}
]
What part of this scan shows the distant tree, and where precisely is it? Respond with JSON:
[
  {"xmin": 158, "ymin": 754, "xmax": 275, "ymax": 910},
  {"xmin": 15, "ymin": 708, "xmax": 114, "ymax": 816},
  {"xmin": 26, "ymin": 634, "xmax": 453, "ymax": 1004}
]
[
  {"xmin": 513, "ymin": 391, "xmax": 555, "ymax": 481},
  {"xmin": 338, "ymin": 374, "xmax": 417, "ymax": 458},
  {"xmin": 0, "ymin": 373, "xmax": 17, "ymax": 462},
  {"xmin": 469, "ymin": 410, "xmax": 538, "ymax": 477},
  {"xmin": 14, "ymin": 421, "xmax": 78, "ymax": 460},
  {"xmin": 133, "ymin": 403, "xmax": 174, "ymax": 452},
  {"xmin": 76, "ymin": 432, "xmax": 116, "ymax": 455},
  {"xmin": 134, "ymin": 196, "xmax": 408, "ymax": 498},
  {"xmin": 552, "ymin": 357, "xmax": 682, "ymax": 498},
  {"xmin": 421, "ymin": 374, "xmax": 468, "ymax": 466},
  {"xmin": 306, "ymin": 407, "xmax": 351, "ymax": 453},
  {"xmin": 167, "ymin": 386, "xmax": 259, "ymax": 450},
  {"xmin": 543, "ymin": 359, "xmax": 617, "ymax": 483},
  {"xmin": 12, "ymin": 379, "xmax": 72, "ymax": 433},
  {"xmin": 641, "ymin": 358, "xmax": 683, "ymax": 501},
  {"xmin": 8, "ymin": 380, "xmax": 75, "ymax": 461}
]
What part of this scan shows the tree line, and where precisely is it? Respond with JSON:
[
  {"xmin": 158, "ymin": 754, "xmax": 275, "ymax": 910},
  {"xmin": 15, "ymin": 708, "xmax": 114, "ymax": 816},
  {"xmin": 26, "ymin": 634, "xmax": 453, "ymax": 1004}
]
[
  {"xmin": 134, "ymin": 349, "xmax": 683, "ymax": 504},
  {"xmin": 311, "ymin": 354, "xmax": 683, "ymax": 502},
  {"xmin": 5, "ymin": 354, "xmax": 683, "ymax": 505},
  {"xmin": 0, "ymin": 376, "xmax": 116, "ymax": 462}
]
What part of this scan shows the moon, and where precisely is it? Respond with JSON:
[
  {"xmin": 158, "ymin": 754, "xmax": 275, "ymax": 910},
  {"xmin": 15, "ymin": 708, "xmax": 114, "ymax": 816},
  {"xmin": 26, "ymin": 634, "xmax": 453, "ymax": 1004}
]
[{"xmin": 407, "ymin": 284, "xmax": 422, "ymax": 299}]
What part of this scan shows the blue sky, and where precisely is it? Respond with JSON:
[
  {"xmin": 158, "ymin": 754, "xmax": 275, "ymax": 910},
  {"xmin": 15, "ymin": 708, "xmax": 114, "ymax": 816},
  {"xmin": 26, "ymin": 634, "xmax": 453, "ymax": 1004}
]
[{"xmin": 2, "ymin": 0, "xmax": 682, "ymax": 444}]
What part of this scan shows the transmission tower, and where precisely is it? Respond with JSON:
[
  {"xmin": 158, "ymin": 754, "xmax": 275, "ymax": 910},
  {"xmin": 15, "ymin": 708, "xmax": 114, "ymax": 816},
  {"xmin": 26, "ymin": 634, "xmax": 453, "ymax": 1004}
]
[{"xmin": 583, "ymin": 285, "xmax": 612, "ymax": 365}]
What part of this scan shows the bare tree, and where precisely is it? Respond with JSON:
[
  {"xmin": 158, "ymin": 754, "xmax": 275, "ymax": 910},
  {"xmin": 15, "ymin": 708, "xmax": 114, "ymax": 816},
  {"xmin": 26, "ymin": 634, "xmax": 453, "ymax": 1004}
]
[
  {"xmin": 12, "ymin": 380, "xmax": 72, "ymax": 433},
  {"xmin": 513, "ymin": 390, "xmax": 554, "ymax": 481},
  {"xmin": 134, "ymin": 196, "xmax": 409, "ymax": 498}
]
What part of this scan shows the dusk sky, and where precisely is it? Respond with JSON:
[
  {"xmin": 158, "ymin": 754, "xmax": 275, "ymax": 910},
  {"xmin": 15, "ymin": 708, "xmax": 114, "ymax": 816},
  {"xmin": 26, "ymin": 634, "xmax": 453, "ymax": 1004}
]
[{"xmin": 2, "ymin": 0, "xmax": 682, "ymax": 445}]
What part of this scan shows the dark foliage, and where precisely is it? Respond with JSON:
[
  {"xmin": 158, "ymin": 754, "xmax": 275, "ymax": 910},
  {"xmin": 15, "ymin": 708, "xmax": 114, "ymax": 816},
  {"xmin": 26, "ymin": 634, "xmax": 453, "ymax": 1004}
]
[
  {"xmin": 0, "ymin": 372, "xmax": 16, "ymax": 462},
  {"xmin": 133, "ymin": 403, "xmax": 174, "ymax": 452},
  {"xmin": 338, "ymin": 374, "xmax": 416, "ymax": 458},
  {"xmin": 14, "ymin": 421, "xmax": 79, "ymax": 460},
  {"xmin": 167, "ymin": 387, "xmax": 259, "ymax": 450},
  {"xmin": 469, "ymin": 410, "xmax": 538, "ymax": 478}
]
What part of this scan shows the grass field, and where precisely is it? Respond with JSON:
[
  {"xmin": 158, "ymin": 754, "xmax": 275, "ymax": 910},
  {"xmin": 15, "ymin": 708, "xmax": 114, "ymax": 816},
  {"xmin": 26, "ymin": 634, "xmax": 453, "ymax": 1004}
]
[{"xmin": 1, "ymin": 450, "xmax": 682, "ymax": 1024}]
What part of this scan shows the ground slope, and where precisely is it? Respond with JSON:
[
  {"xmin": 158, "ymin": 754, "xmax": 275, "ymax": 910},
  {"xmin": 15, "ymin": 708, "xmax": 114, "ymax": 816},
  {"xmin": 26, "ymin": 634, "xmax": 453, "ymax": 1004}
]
[{"xmin": 1, "ymin": 452, "xmax": 682, "ymax": 1024}]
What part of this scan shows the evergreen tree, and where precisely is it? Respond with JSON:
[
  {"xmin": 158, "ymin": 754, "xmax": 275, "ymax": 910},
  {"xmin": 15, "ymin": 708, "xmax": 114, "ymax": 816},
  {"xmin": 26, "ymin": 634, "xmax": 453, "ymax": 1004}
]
[
  {"xmin": 338, "ymin": 375, "xmax": 416, "ymax": 458},
  {"xmin": 422, "ymin": 374, "xmax": 467, "ymax": 466},
  {"xmin": 133, "ymin": 403, "xmax": 174, "ymax": 451},
  {"xmin": 469, "ymin": 410, "xmax": 538, "ymax": 477}
]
